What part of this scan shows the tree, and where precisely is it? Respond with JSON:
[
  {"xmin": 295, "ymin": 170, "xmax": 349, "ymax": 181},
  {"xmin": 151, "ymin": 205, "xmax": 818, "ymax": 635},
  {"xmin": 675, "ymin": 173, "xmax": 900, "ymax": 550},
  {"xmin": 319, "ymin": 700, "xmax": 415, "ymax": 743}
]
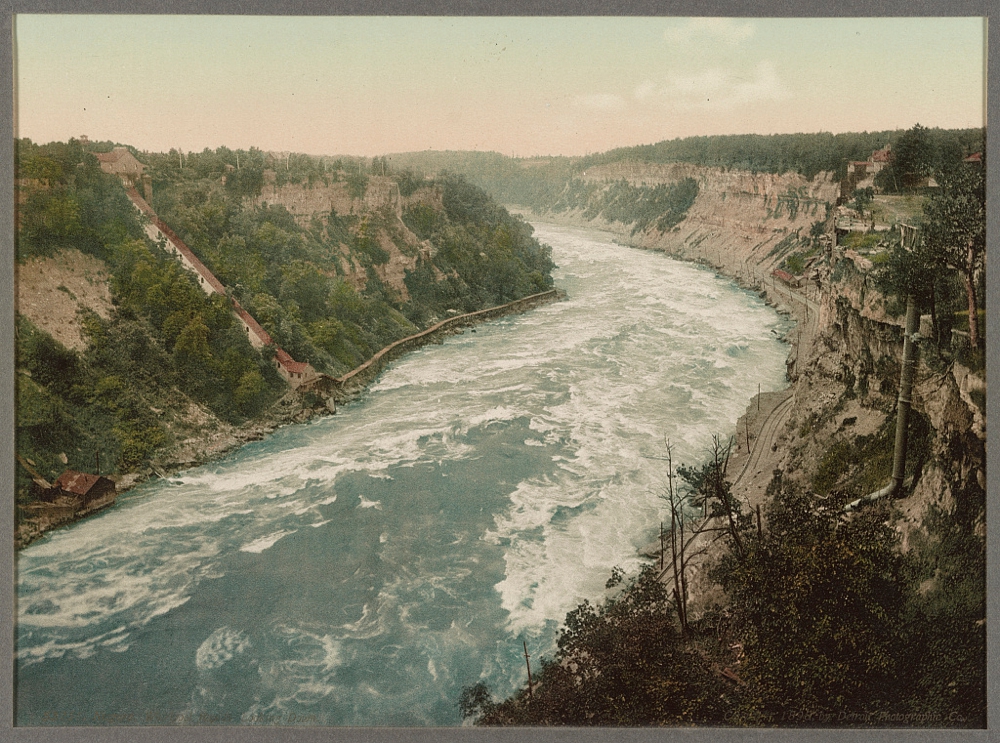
[
  {"xmin": 678, "ymin": 435, "xmax": 750, "ymax": 563},
  {"xmin": 873, "ymin": 238, "xmax": 943, "ymax": 339},
  {"xmin": 471, "ymin": 564, "xmax": 733, "ymax": 726},
  {"xmin": 852, "ymin": 187, "xmax": 874, "ymax": 218},
  {"xmin": 875, "ymin": 124, "xmax": 935, "ymax": 192},
  {"xmin": 658, "ymin": 439, "xmax": 717, "ymax": 636},
  {"xmin": 921, "ymin": 159, "xmax": 985, "ymax": 349},
  {"xmin": 717, "ymin": 478, "xmax": 912, "ymax": 724}
]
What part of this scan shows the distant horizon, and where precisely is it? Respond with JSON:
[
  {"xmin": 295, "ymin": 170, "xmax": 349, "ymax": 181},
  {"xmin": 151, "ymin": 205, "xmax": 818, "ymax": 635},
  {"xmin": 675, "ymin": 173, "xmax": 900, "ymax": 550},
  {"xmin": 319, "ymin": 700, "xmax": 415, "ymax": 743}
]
[
  {"xmin": 15, "ymin": 16, "xmax": 985, "ymax": 158},
  {"xmin": 20, "ymin": 123, "xmax": 986, "ymax": 162}
]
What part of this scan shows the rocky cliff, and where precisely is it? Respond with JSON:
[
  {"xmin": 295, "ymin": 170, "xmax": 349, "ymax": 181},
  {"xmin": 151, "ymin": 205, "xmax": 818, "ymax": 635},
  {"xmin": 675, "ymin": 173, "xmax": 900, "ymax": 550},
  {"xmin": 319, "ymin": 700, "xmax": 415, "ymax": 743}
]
[
  {"xmin": 256, "ymin": 172, "xmax": 441, "ymax": 299},
  {"xmin": 560, "ymin": 162, "xmax": 839, "ymax": 281},
  {"xmin": 538, "ymin": 163, "xmax": 984, "ymax": 585}
]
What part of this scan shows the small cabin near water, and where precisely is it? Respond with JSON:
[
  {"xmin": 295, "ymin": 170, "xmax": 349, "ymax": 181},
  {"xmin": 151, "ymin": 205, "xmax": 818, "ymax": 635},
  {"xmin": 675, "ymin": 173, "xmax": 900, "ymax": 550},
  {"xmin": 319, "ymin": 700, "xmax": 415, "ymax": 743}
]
[{"xmin": 45, "ymin": 470, "xmax": 118, "ymax": 514}]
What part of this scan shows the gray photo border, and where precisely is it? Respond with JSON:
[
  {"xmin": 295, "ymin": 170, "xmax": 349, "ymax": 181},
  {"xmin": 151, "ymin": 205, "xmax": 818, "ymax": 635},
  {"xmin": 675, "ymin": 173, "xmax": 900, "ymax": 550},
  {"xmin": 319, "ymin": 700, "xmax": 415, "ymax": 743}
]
[{"xmin": 2, "ymin": 1, "xmax": 996, "ymax": 742}]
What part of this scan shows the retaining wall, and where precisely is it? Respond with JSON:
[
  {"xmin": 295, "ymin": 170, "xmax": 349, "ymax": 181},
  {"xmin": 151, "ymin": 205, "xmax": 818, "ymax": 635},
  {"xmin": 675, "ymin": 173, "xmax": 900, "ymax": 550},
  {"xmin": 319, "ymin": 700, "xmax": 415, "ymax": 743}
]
[{"xmin": 333, "ymin": 289, "xmax": 560, "ymax": 396}]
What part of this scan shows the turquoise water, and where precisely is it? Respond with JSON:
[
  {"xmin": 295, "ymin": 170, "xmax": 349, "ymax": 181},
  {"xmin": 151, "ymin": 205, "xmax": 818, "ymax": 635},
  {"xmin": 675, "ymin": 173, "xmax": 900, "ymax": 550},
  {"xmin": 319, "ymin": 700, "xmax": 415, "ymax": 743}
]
[{"xmin": 16, "ymin": 223, "xmax": 791, "ymax": 726}]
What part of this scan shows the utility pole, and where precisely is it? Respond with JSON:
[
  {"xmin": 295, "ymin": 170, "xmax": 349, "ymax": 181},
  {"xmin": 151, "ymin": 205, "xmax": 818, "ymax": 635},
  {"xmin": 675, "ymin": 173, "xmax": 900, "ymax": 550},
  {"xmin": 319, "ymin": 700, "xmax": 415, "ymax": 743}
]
[{"xmin": 523, "ymin": 640, "xmax": 534, "ymax": 700}]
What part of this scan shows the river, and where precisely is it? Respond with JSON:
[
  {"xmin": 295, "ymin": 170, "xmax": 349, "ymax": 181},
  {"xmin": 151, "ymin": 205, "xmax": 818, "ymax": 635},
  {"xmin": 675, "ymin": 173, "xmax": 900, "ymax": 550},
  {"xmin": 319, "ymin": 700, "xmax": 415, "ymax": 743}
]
[{"xmin": 16, "ymin": 222, "xmax": 792, "ymax": 726}]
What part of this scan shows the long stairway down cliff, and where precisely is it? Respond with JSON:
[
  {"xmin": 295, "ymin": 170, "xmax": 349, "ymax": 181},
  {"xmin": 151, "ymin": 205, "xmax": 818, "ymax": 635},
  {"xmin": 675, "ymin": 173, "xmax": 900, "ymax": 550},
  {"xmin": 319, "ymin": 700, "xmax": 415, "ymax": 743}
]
[{"xmin": 122, "ymin": 185, "xmax": 323, "ymax": 391}]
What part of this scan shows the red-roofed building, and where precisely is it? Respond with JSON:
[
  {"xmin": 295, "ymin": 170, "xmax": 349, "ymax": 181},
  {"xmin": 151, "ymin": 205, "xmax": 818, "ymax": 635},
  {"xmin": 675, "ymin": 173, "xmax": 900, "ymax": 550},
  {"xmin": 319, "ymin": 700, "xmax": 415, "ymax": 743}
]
[
  {"xmin": 52, "ymin": 470, "xmax": 117, "ymax": 512},
  {"xmin": 964, "ymin": 152, "xmax": 983, "ymax": 165},
  {"xmin": 125, "ymin": 187, "xmax": 227, "ymax": 296},
  {"xmin": 122, "ymin": 184, "xmax": 317, "ymax": 390},
  {"xmin": 870, "ymin": 144, "xmax": 892, "ymax": 171},
  {"xmin": 274, "ymin": 348, "xmax": 318, "ymax": 387},
  {"xmin": 772, "ymin": 268, "xmax": 800, "ymax": 287},
  {"xmin": 232, "ymin": 299, "xmax": 274, "ymax": 349}
]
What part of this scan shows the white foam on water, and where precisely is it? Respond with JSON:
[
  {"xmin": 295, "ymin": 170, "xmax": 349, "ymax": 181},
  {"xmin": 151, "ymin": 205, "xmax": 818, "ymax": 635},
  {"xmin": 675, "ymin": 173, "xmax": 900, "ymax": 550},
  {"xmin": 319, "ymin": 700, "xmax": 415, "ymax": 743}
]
[
  {"xmin": 17, "ymin": 219, "xmax": 792, "ymax": 725},
  {"xmin": 196, "ymin": 626, "xmax": 251, "ymax": 671},
  {"xmin": 17, "ymin": 625, "xmax": 131, "ymax": 667},
  {"xmin": 240, "ymin": 531, "xmax": 294, "ymax": 554}
]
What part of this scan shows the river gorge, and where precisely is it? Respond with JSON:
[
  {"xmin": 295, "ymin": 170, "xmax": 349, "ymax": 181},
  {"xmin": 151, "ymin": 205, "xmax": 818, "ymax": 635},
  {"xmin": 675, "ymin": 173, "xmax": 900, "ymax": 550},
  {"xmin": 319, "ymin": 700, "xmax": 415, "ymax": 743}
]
[{"xmin": 16, "ymin": 222, "xmax": 792, "ymax": 726}]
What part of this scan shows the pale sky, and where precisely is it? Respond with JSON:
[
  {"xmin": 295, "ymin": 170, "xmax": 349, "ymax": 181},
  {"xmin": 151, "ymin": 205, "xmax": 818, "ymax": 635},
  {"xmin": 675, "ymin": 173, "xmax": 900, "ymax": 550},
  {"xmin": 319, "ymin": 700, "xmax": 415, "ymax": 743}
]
[{"xmin": 13, "ymin": 15, "xmax": 987, "ymax": 157}]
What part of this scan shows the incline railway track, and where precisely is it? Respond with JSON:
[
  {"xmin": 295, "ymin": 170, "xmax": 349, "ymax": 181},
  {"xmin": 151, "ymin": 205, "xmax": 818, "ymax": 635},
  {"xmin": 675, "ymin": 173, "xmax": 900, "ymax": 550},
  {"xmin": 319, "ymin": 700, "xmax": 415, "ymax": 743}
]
[{"xmin": 731, "ymin": 392, "xmax": 794, "ymax": 490}]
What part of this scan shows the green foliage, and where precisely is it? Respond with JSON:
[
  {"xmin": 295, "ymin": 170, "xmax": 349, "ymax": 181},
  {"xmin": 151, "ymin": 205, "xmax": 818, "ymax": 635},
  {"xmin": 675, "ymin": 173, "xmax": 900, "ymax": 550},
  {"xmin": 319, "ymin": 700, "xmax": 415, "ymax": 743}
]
[
  {"xmin": 345, "ymin": 167, "xmax": 369, "ymax": 199},
  {"xmin": 16, "ymin": 315, "xmax": 170, "ymax": 482},
  {"xmin": 873, "ymin": 124, "xmax": 934, "ymax": 193},
  {"xmin": 401, "ymin": 204, "xmax": 441, "ymax": 240},
  {"xmin": 458, "ymin": 681, "xmax": 496, "ymax": 722},
  {"xmin": 145, "ymin": 157, "xmax": 554, "ymax": 377},
  {"xmin": 354, "ymin": 220, "xmax": 391, "ymax": 266},
  {"xmin": 873, "ymin": 157, "xmax": 985, "ymax": 350},
  {"xmin": 782, "ymin": 252, "xmax": 807, "ymax": 275},
  {"xmin": 899, "ymin": 486, "xmax": 986, "ymax": 726},
  {"xmin": 16, "ymin": 139, "xmax": 145, "ymax": 261},
  {"xmin": 921, "ymin": 161, "xmax": 985, "ymax": 341},
  {"xmin": 811, "ymin": 412, "xmax": 929, "ymax": 500},
  {"xmin": 839, "ymin": 232, "xmax": 881, "ymax": 252},
  {"xmin": 677, "ymin": 438, "xmax": 751, "ymax": 561},
  {"xmin": 472, "ymin": 565, "xmax": 732, "ymax": 726},
  {"xmin": 395, "ymin": 168, "xmax": 424, "ymax": 197},
  {"xmin": 583, "ymin": 128, "xmax": 984, "ymax": 182},
  {"xmin": 811, "ymin": 440, "xmax": 854, "ymax": 496},
  {"xmin": 852, "ymin": 186, "xmax": 874, "ymax": 215},
  {"xmin": 400, "ymin": 175, "xmax": 554, "ymax": 318},
  {"xmin": 388, "ymin": 150, "xmax": 578, "ymax": 209},
  {"xmin": 718, "ymin": 484, "xmax": 911, "ymax": 725}
]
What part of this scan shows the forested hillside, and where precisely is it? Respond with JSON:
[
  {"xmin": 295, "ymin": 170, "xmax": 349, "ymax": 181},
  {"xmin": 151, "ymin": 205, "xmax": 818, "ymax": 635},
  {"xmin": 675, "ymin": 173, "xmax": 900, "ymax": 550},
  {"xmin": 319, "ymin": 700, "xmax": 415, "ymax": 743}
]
[
  {"xmin": 15, "ymin": 139, "xmax": 554, "ymax": 528},
  {"xmin": 389, "ymin": 127, "xmax": 984, "ymax": 211},
  {"xmin": 144, "ymin": 148, "xmax": 554, "ymax": 375}
]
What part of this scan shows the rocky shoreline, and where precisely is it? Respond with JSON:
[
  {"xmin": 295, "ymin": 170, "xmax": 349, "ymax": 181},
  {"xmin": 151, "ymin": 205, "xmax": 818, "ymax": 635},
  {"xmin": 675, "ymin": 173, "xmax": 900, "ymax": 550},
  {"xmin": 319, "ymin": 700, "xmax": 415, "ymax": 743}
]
[
  {"xmin": 530, "ymin": 208, "xmax": 982, "ymax": 624},
  {"xmin": 16, "ymin": 289, "xmax": 563, "ymax": 551}
]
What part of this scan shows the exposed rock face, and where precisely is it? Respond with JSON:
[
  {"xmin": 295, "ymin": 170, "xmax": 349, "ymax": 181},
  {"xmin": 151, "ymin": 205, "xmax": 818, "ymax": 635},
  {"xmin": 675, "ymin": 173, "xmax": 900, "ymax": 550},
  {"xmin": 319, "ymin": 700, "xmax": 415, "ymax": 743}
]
[
  {"xmin": 550, "ymin": 163, "xmax": 983, "ymax": 593},
  {"xmin": 542, "ymin": 163, "xmax": 839, "ymax": 293},
  {"xmin": 256, "ymin": 174, "xmax": 435, "ymax": 299},
  {"xmin": 809, "ymin": 268, "xmax": 984, "ymax": 551}
]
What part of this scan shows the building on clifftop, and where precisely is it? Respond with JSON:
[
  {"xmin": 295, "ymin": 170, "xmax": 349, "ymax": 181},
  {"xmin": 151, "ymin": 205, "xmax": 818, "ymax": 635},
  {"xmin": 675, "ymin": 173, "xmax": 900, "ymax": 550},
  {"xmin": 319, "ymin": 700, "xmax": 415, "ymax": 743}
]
[{"xmin": 94, "ymin": 147, "xmax": 145, "ymax": 184}]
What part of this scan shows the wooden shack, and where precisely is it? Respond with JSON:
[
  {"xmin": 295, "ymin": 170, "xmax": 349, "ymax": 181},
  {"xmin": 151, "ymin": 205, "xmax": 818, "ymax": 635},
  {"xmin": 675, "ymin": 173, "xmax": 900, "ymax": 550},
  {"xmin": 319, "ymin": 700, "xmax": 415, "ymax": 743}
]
[{"xmin": 51, "ymin": 470, "xmax": 117, "ymax": 515}]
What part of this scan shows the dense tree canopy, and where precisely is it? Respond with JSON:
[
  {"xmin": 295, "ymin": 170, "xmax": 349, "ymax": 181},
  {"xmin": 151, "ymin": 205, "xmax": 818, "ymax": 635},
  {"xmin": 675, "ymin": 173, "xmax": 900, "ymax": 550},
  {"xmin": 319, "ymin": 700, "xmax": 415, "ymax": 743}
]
[{"xmin": 15, "ymin": 138, "xmax": 556, "ymax": 491}]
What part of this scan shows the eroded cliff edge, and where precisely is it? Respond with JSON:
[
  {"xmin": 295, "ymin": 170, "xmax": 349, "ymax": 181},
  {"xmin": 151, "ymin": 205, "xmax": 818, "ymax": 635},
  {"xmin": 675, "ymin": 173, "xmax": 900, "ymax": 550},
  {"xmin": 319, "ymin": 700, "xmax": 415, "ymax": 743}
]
[{"xmin": 527, "ymin": 162, "xmax": 985, "ymax": 605}]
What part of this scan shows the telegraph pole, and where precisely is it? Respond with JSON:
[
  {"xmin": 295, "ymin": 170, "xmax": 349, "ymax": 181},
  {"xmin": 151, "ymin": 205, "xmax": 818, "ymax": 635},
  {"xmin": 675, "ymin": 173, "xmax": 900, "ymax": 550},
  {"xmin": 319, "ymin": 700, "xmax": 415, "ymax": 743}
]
[{"xmin": 523, "ymin": 640, "xmax": 534, "ymax": 700}]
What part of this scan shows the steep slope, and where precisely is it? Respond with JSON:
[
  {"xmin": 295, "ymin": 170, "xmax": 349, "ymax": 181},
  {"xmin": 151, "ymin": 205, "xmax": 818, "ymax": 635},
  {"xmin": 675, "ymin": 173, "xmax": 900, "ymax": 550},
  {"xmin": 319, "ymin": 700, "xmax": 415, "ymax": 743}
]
[
  {"xmin": 16, "ymin": 249, "xmax": 113, "ymax": 351},
  {"xmin": 255, "ymin": 172, "xmax": 436, "ymax": 298},
  {"xmin": 536, "ymin": 160, "xmax": 983, "ymax": 561}
]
